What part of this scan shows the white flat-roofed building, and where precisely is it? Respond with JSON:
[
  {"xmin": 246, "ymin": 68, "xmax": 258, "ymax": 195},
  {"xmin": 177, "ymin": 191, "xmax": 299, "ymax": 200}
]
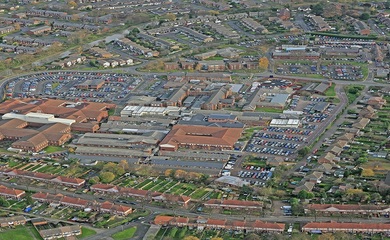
[
  {"xmin": 120, "ymin": 106, "xmax": 183, "ymax": 117},
  {"xmin": 2, "ymin": 112, "xmax": 75, "ymax": 125},
  {"xmin": 270, "ymin": 119, "xmax": 300, "ymax": 128}
]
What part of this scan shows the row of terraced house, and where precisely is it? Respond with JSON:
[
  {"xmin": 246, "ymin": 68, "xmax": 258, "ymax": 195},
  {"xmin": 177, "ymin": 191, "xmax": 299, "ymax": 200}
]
[
  {"xmin": 0, "ymin": 169, "xmax": 85, "ymax": 188},
  {"xmin": 32, "ymin": 192, "xmax": 133, "ymax": 216}
]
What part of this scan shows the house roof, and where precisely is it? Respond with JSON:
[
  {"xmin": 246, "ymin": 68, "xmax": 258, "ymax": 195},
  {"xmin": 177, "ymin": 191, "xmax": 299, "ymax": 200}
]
[
  {"xmin": 154, "ymin": 215, "xmax": 174, "ymax": 225},
  {"xmin": 91, "ymin": 184, "xmax": 119, "ymax": 191},
  {"xmin": 303, "ymin": 221, "xmax": 390, "ymax": 231},
  {"xmin": 0, "ymin": 185, "xmax": 25, "ymax": 197},
  {"xmin": 307, "ymin": 204, "xmax": 390, "ymax": 211}
]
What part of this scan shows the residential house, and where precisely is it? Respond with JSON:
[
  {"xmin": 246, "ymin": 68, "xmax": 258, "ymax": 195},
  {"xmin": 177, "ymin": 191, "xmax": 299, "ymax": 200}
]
[
  {"xmin": 329, "ymin": 146, "xmax": 343, "ymax": 156},
  {"xmin": 0, "ymin": 216, "xmax": 26, "ymax": 228},
  {"xmin": 318, "ymin": 152, "xmax": 336, "ymax": 164},
  {"xmin": 90, "ymin": 184, "xmax": 119, "ymax": 194},
  {"xmin": 305, "ymin": 204, "xmax": 390, "ymax": 216},
  {"xmin": 27, "ymin": 26, "xmax": 51, "ymax": 35},
  {"xmin": 0, "ymin": 185, "xmax": 25, "ymax": 199},
  {"xmin": 39, "ymin": 225, "xmax": 81, "ymax": 240},
  {"xmin": 352, "ymin": 118, "xmax": 370, "ymax": 129},
  {"xmin": 359, "ymin": 106, "xmax": 376, "ymax": 119},
  {"xmin": 367, "ymin": 96, "xmax": 386, "ymax": 109},
  {"xmin": 278, "ymin": 8, "xmax": 290, "ymax": 20},
  {"xmin": 302, "ymin": 222, "xmax": 390, "ymax": 233},
  {"xmin": 0, "ymin": 26, "xmax": 16, "ymax": 34},
  {"xmin": 154, "ymin": 215, "xmax": 285, "ymax": 232},
  {"xmin": 293, "ymin": 181, "xmax": 315, "ymax": 195},
  {"xmin": 98, "ymin": 201, "xmax": 133, "ymax": 216},
  {"xmin": 241, "ymin": 18, "xmax": 268, "ymax": 33}
]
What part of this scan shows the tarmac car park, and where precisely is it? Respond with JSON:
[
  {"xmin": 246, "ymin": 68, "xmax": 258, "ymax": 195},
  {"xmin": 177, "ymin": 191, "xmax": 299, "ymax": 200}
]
[{"xmin": 5, "ymin": 72, "xmax": 147, "ymax": 104}]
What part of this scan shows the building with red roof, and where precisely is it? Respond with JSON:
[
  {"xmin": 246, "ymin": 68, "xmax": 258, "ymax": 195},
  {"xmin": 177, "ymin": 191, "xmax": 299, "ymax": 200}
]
[
  {"xmin": 153, "ymin": 215, "xmax": 285, "ymax": 232},
  {"xmin": 302, "ymin": 221, "xmax": 390, "ymax": 233},
  {"xmin": 159, "ymin": 124, "xmax": 243, "ymax": 151},
  {"xmin": 0, "ymin": 185, "xmax": 25, "ymax": 199}
]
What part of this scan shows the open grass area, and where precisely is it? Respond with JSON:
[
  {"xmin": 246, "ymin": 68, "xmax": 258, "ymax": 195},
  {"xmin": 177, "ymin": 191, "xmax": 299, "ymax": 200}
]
[
  {"xmin": 255, "ymin": 107, "xmax": 283, "ymax": 113},
  {"xmin": 345, "ymin": 84, "xmax": 364, "ymax": 104},
  {"xmin": 205, "ymin": 56, "xmax": 224, "ymax": 60},
  {"xmin": 111, "ymin": 227, "xmax": 137, "ymax": 240},
  {"xmin": 0, "ymin": 225, "xmax": 42, "ymax": 240},
  {"xmin": 44, "ymin": 146, "xmax": 64, "ymax": 153},
  {"xmin": 324, "ymin": 83, "xmax": 336, "ymax": 97},
  {"xmin": 191, "ymin": 189, "xmax": 210, "ymax": 199},
  {"xmin": 77, "ymin": 227, "xmax": 96, "ymax": 239}
]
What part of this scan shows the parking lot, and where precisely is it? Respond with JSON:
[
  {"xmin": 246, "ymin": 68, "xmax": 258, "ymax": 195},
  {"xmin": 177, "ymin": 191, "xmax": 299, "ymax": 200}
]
[
  {"xmin": 275, "ymin": 62, "xmax": 364, "ymax": 80},
  {"xmin": 4, "ymin": 72, "xmax": 157, "ymax": 104}
]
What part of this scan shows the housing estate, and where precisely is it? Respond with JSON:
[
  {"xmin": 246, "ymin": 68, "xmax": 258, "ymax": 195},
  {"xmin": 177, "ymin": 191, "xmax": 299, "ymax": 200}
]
[{"xmin": 154, "ymin": 215, "xmax": 285, "ymax": 232}]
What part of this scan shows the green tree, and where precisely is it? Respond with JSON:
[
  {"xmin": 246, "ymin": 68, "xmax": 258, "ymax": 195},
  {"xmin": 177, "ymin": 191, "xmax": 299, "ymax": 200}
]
[
  {"xmin": 298, "ymin": 190, "xmax": 315, "ymax": 199},
  {"xmin": 89, "ymin": 176, "xmax": 100, "ymax": 184},
  {"xmin": 311, "ymin": 3, "xmax": 324, "ymax": 15},
  {"xmin": 298, "ymin": 146, "xmax": 310, "ymax": 157},
  {"xmin": 99, "ymin": 172, "xmax": 115, "ymax": 183},
  {"xmin": 360, "ymin": 13, "xmax": 370, "ymax": 20}
]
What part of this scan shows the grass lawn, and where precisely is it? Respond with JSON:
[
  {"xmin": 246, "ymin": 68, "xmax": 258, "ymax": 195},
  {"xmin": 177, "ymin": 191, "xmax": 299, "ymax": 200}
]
[
  {"xmin": 191, "ymin": 189, "xmax": 210, "ymax": 199},
  {"xmin": 255, "ymin": 107, "xmax": 283, "ymax": 113},
  {"xmin": 77, "ymin": 227, "xmax": 97, "ymax": 239},
  {"xmin": 44, "ymin": 146, "xmax": 64, "ymax": 153},
  {"xmin": 111, "ymin": 227, "xmax": 137, "ymax": 240},
  {"xmin": 324, "ymin": 83, "xmax": 336, "ymax": 97},
  {"xmin": 205, "ymin": 56, "xmax": 224, "ymax": 60},
  {"xmin": 0, "ymin": 225, "xmax": 42, "ymax": 240},
  {"xmin": 7, "ymin": 159, "xmax": 20, "ymax": 168}
]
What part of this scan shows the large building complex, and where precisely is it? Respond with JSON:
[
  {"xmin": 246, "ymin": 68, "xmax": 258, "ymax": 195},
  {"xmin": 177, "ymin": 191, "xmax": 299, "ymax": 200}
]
[{"xmin": 159, "ymin": 124, "xmax": 243, "ymax": 151}]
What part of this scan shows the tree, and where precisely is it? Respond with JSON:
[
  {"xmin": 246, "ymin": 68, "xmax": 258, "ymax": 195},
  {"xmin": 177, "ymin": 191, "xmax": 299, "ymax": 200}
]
[
  {"xmin": 258, "ymin": 57, "xmax": 269, "ymax": 71},
  {"xmin": 99, "ymin": 172, "xmax": 115, "ymax": 183},
  {"xmin": 361, "ymin": 168, "xmax": 375, "ymax": 177},
  {"xmin": 211, "ymin": 238, "xmax": 223, "ymax": 240},
  {"xmin": 298, "ymin": 146, "xmax": 310, "ymax": 157},
  {"xmin": 89, "ymin": 176, "xmax": 100, "ymax": 184},
  {"xmin": 360, "ymin": 13, "xmax": 370, "ymax": 20},
  {"xmin": 298, "ymin": 190, "xmax": 315, "ymax": 199},
  {"xmin": 118, "ymin": 160, "xmax": 129, "ymax": 172},
  {"xmin": 68, "ymin": 0, "xmax": 77, "ymax": 8},
  {"xmin": 164, "ymin": 169, "xmax": 173, "ymax": 177},
  {"xmin": 311, "ymin": 3, "xmax": 324, "ymax": 15},
  {"xmin": 174, "ymin": 169, "xmax": 187, "ymax": 179},
  {"xmin": 165, "ymin": 13, "xmax": 176, "ymax": 21}
]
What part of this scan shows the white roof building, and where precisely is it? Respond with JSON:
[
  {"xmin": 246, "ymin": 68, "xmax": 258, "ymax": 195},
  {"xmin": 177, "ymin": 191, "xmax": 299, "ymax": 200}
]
[
  {"xmin": 270, "ymin": 119, "xmax": 300, "ymax": 128},
  {"xmin": 120, "ymin": 106, "xmax": 184, "ymax": 117},
  {"xmin": 2, "ymin": 112, "xmax": 75, "ymax": 125}
]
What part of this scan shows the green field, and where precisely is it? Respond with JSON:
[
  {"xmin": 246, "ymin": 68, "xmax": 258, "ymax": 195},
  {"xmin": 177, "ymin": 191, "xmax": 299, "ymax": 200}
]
[
  {"xmin": 111, "ymin": 227, "xmax": 137, "ymax": 240},
  {"xmin": 255, "ymin": 107, "xmax": 283, "ymax": 113},
  {"xmin": 0, "ymin": 226, "xmax": 42, "ymax": 240},
  {"xmin": 77, "ymin": 227, "xmax": 96, "ymax": 239},
  {"xmin": 324, "ymin": 83, "xmax": 336, "ymax": 97},
  {"xmin": 44, "ymin": 146, "xmax": 64, "ymax": 153}
]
